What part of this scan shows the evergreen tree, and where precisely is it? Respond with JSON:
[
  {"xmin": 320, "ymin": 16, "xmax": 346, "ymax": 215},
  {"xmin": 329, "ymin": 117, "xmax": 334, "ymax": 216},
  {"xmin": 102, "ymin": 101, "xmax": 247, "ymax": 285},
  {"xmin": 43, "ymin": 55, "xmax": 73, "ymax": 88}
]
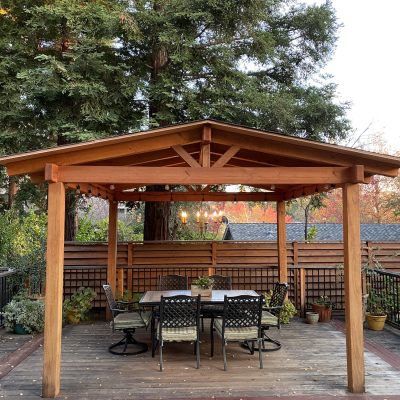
[{"xmin": 1, "ymin": 1, "xmax": 351, "ymax": 240}]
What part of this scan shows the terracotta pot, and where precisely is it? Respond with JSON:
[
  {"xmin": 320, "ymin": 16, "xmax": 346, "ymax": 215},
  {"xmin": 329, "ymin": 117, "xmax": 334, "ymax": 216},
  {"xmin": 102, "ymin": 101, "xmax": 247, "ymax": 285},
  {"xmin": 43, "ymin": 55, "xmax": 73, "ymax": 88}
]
[
  {"xmin": 191, "ymin": 285, "xmax": 212, "ymax": 297},
  {"xmin": 311, "ymin": 303, "xmax": 332, "ymax": 322},
  {"xmin": 306, "ymin": 312, "xmax": 319, "ymax": 324},
  {"xmin": 366, "ymin": 314, "xmax": 387, "ymax": 331}
]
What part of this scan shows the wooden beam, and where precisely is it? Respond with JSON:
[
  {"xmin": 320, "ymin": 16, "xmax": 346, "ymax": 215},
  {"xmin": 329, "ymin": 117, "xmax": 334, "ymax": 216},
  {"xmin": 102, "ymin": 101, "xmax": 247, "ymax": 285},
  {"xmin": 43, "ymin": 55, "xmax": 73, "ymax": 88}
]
[
  {"xmin": 65, "ymin": 183, "xmax": 113, "ymax": 200},
  {"xmin": 277, "ymin": 200, "xmax": 288, "ymax": 283},
  {"xmin": 42, "ymin": 182, "xmax": 65, "ymax": 398},
  {"xmin": 172, "ymin": 145, "xmax": 201, "ymax": 168},
  {"xmin": 5, "ymin": 130, "xmax": 202, "ymax": 176},
  {"xmin": 45, "ymin": 164, "xmax": 58, "ymax": 183},
  {"xmin": 342, "ymin": 183, "xmax": 365, "ymax": 393},
  {"xmin": 107, "ymin": 201, "xmax": 118, "ymax": 319},
  {"xmin": 56, "ymin": 166, "xmax": 366, "ymax": 185},
  {"xmin": 200, "ymin": 124, "xmax": 211, "ymax": 167},
  {"xmin": 212, "ymin": 146, "xmax": 240, "ymax": 168},
  {"xmin": 283, "ymin": 184, "xmax": 337, "ymax": 200},
  {"xmin": 115, "ymin": 191, "xmax": 283, "ymax": 202}
]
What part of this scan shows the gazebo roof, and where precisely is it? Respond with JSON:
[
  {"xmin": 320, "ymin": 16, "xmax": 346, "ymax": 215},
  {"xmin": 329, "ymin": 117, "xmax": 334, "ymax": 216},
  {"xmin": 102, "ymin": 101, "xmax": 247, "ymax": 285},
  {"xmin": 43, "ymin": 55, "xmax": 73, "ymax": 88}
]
[{"xmin": 1, "ymin": 119, "xmax": 399, "ymax": 201}]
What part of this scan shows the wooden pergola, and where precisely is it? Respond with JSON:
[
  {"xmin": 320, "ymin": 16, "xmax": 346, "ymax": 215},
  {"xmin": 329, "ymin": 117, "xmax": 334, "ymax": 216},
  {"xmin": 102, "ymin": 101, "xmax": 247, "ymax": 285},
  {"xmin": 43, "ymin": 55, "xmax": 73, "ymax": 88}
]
[{"xmin": 1, "ymin": 120, "xmax": 399, "ymax": 398}]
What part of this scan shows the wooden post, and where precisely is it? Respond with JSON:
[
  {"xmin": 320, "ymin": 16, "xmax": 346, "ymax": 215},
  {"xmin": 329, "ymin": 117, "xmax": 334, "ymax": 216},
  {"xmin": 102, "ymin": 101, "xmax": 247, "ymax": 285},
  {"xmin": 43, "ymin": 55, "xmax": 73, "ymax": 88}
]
[
  {"xmin": 209, "ymin": 241, "xmax": 217, "ymax": 276},
  {"xmin": 42, "ymin": 182, "xmax": 65, "ymax": 398},
  {"xmin": 277, "ymin": 200, "xmax": 288, "ymax": 283},
  {"xmin": 127, "ymin": 242, "xmax": 133, "ymax": 293},
  {"xmin": 107, "ymin": 200, "xmax": 118, "ymax": 318},
  {"xmin": 342, "ymin": 183, "xmax": 365, "ymax": 393}
]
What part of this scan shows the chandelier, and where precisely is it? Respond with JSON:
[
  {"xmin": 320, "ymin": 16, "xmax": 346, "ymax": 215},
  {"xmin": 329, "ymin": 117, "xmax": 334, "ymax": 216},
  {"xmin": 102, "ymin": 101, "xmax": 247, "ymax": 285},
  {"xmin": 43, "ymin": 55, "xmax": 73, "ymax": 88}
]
[{"xmin": 179, "ymin": 209, "xmax": 225, "ymax": 237}]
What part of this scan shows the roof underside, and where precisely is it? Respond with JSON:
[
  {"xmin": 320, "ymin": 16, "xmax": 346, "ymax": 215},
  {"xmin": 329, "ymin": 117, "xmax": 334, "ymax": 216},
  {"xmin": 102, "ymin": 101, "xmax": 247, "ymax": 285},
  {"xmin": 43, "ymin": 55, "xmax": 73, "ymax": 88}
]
[{"xmin": 0, "ymin": 120, "xmax": 399, "ymax": 201}]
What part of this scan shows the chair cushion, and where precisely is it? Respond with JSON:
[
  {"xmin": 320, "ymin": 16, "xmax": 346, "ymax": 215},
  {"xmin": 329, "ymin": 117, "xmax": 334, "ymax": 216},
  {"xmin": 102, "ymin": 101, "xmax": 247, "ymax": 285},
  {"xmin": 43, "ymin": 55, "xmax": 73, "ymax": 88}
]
[
  {"xmin": 157, "ymin": 325, "xmax": 198, "ymax": 342},
  {"xmin": 214, "ymin": 319, "xmax": 258, "ymax": 341},
  {"xmin": 261, "ymin": 311, "xmax": 278, "ymax": 326},
  {"xmin": 113, "ymin": 311, "xmax": 151, "ymax": 330}
]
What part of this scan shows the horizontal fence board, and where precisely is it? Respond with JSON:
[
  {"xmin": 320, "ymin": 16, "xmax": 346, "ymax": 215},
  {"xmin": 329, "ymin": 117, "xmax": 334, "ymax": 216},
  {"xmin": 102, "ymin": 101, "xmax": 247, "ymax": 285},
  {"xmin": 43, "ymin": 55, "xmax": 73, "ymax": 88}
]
[{"xmin": 61, "ymin": 240, "xmax": 400, "ymax": 311}]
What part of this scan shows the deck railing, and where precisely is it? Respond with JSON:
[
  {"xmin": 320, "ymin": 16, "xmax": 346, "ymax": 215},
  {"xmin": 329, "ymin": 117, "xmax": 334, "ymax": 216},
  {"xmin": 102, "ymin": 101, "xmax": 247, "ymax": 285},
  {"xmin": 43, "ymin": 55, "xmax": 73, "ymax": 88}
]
[
  {"xmin": 0, "ymin": 270, "xmax": 20, "ymax": 327},
  {"xmin": 367, "ymin": 269, "xmax": 400, "ymax": 328}
]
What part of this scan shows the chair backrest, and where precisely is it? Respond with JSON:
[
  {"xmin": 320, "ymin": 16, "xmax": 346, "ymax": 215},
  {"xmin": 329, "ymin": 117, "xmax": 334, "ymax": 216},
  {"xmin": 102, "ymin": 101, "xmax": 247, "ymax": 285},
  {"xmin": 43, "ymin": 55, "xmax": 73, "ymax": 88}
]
[
  {"xmin": 210, "ymin": 275, "xmax": 232, "ymax": 290},
  {"xmin": 269, "ymin": 282, "xmax": 289, "ymax": 317},
  {"xmin": 103, "ymin": 284, "xmax": 118, "ymax": 317},
  {"xmin": 223, "ymin": 295, "xmax": 263, "ymax": 329},
  {"xmin": 158, "ymin": 275, "xmax": 188, "ymax": 290},
  {"xmin": 159, "ymin": 295, "xmax": 200, "ymax": 329}
]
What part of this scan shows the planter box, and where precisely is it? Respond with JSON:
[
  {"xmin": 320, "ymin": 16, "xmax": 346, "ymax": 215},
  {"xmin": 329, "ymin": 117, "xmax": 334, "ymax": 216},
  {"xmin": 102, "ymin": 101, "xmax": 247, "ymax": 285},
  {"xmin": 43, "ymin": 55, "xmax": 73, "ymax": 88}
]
[
  {"xmin": 191, "ymin": 285, "xmax": 212, "ymax": 297},
  {"xmin": 306, "ymin": 312, "xmax": 319, "ymax": 324},
  {"xmin": 311, "ymin": 303, "xmax": 332, "ymax": 322}
]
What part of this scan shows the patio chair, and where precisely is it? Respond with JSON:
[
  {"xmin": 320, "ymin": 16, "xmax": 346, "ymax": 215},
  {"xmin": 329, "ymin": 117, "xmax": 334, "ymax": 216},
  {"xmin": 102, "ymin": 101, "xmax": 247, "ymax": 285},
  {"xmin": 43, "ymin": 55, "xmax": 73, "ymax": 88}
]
[
  {"xmin": 201, "ymin": 275, "xmax": 232, "ymax": 331},
  {"xmin": 157, "ymin": 294, "xmax": 201, "ymax": 371},
  {"xmin": 158, "ymin": 274, "xmax": 188, "ymax": 290},
  {"xmin": 103, "ymin": 284, "xmax": 151, "ymax": 355},
  {"xmin": 211, "ymin": 294, "xmax": 263, "ymax": 370},
  {"xmin": 256, "ymin": 282, "xmax": 289, "ymax": 352}
]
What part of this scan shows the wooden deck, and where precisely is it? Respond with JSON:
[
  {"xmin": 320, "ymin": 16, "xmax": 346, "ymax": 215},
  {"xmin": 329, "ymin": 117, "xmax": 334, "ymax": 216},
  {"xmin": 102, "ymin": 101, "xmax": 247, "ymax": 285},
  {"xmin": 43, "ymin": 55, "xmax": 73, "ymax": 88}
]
[{"xmin": 0, "ymin": 319, "xmax": 400, "ymax": 399}]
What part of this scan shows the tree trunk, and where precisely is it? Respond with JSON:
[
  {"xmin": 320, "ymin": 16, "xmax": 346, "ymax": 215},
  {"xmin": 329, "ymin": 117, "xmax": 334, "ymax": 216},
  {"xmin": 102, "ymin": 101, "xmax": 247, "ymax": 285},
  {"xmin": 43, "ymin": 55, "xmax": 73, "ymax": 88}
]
[
  {"xmin": 57, "ymin": 135, "xmax": 77, "ymax": 241},
  {"xmin": 143, "ymin": 185, "xmax": 170, "ymax": 240},
  {"xmin": 143, "ymin": 4, "xmax": 171, "ymax": 241},
  {"xmin": 8, "ymin": 177, "xmax": 18, "ymax": 209}
]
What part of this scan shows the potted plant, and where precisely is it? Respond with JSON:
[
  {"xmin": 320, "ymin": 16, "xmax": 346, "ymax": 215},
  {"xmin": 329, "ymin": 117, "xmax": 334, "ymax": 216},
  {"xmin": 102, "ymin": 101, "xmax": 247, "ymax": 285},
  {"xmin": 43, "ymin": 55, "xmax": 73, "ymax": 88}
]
[
  {"xmin": 305, "ymin": 311, "xmax": 319, "ymax": 324},
  {"xmin": 1, "ymin": 292, "xmax": 45, "ymax": 334},
  {"xmin": 191, "ymin": 276, "xmax": 214, "ymax": 297},
  {"xmin": 365, "ymin": 287, "xmax": 387, "ymax": 331},
  {"xmin": 311, "ymin": 295, "xmax": 333, "ymax": 322},
  {"xmin": 63, "ymin": 287, "xmax": 97, "ymax": 324}
]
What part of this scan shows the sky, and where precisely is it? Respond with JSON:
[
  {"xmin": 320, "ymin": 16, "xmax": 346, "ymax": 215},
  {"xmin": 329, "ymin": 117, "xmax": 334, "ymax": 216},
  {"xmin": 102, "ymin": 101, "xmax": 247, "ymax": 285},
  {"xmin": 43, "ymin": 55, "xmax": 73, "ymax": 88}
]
[{"xmin": 310, "ymin": 0, "xmax": 400, "ymax": 154}]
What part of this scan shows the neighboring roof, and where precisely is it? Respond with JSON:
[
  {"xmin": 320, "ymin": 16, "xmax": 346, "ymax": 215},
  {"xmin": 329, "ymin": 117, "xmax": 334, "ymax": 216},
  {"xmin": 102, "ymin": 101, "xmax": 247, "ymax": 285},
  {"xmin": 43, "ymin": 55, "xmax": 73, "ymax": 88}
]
[{"xmin": 223, "ymin": 223, "xmax": 400, "ymax": 241}]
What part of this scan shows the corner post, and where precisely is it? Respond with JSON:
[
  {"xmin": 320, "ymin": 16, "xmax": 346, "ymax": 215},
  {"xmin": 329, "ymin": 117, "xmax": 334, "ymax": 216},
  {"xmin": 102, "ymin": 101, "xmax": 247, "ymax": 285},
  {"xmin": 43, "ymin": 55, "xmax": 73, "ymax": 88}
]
[
  {"xmin": 277, "ymin": 200, "xmax": 288, "ymax": 283},
  {"xmin": 42, "ymin": 182, "xmax": 65, "ymax": 398},
  {"xmin": 342, "ymin": 183, "xmax": 365, "ymax": 393},
  {"xmin": 107, "ymin": 200, "xmax": 118, "ymax": 300}
]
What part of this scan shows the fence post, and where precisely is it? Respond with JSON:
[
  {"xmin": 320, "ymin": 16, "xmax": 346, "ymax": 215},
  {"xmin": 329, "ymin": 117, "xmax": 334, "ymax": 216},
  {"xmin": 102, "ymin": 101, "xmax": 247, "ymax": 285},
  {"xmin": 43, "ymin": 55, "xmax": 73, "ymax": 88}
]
[
  {"xmin": 299, "ymin": 268, "xmax": 306, "ymax": 317},
  {"xmin": 127, "ymin": 242, "xmax": 133, "ymax": 293},
  {"xmin": 209, "ymin": 241, "xmax": 217, "ymax": 276}
]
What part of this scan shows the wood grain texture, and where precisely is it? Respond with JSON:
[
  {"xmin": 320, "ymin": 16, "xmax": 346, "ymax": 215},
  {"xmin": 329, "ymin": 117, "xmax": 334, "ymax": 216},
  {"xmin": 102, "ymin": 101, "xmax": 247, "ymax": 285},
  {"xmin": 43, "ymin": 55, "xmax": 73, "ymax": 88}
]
[
  {"xmin": 42, "ymin": 182, "xmax": 65, "ymax": 398},
  {"xmin": 277, "ymin": 201, "xmax": 288, "ymax": 283},
  {"xmin": 342, "ymin": 183, "xmax": 365, "ymax": 393}
]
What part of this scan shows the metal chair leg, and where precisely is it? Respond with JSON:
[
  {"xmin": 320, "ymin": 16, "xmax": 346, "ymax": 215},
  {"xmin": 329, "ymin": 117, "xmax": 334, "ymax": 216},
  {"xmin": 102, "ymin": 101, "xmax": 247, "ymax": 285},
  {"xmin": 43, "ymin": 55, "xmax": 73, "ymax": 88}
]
[
  {"xmin": 196, "ymin": 340, "xmax": 200, "ymax": 369},
  {"xmin": 222, "ymin": 339, "xmax": 227, "ymax": 371},
  {"xmin": 258, "ymin": 338, "xmax": 263, "ymax": 369},
  {"xmin": 159, "ymin": 340, "xmax": 163, "ymax": 372},
  {"xmin": 210, "ymin": 317, "xmax": 214, "ymax": 357}
]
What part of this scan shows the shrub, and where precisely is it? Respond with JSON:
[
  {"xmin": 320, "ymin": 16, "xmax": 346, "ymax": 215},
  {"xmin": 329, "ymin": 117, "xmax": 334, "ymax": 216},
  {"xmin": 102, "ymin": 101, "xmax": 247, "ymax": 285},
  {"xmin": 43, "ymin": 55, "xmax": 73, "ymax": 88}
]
[{"xmin": 2, "ymin": 293, "xmax": 45, "ymax": 334}]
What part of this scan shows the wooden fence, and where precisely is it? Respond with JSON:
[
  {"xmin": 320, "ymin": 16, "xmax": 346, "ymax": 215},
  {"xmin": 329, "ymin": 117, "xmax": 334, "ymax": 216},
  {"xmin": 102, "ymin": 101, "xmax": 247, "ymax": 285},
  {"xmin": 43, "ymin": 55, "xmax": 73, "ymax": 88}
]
[{"xmin": 63, "ymin": 241, "xmax": 400, "ymax": 315}]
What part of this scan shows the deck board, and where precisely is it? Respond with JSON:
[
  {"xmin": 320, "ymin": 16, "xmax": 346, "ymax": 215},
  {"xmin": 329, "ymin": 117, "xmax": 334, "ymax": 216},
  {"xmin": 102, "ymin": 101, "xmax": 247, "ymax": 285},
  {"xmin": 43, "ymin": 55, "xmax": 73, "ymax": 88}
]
[{"xmin": 0, "ymin": 319, "xmax": 400, "ymax": 399}]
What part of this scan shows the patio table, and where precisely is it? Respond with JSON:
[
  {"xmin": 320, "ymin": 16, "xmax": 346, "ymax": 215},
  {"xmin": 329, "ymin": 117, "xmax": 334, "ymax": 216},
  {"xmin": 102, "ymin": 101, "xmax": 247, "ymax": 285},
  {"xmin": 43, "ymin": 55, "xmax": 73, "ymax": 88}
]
[{"xmin": 139, "ymin": 289, "xmax": 260, "ymax": 356}]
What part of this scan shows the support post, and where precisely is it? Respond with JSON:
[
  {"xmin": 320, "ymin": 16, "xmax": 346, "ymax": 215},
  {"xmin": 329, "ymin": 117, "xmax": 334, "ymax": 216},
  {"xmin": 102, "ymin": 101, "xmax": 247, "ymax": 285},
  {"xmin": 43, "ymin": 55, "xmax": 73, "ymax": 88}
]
[
  {"xmin": 277, "ymin": 200, "xmax": 288, "ymax": 283},
  {"xmin": 342, "ymin": 183, "xmax": 365, "ymax": 393},
  {"xmin": 42, "ymin": 182, "xmax": 65, "ymax": 398},
  {"xmin": 107, "ymin": 200, "xmax": 118, "ymax": 318}
]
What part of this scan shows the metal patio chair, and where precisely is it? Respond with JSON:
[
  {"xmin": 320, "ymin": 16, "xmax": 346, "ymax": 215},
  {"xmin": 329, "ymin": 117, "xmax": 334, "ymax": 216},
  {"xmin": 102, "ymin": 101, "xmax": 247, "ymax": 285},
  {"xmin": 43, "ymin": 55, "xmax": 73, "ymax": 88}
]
[
  {"xmin": 211, "ymin": 294, "xmax": 263, "ymax": 370},
  {"xmin": 250, "ymin": 282, "xmax": 289, "ymax": 352},
  {"xmin": 158, "ymin": 274, "xmax": 188, "ymax": 290},
  {"xmin": 157, "ymin": 294, "xmax": 201, "ymax": 371},
  {"xmin": 201, "ymin": 275, "xmax": 232, "ymax": 330},
  {"xmin": 103, "ymin": 284, "xmax": 151, "ymax": 355}
]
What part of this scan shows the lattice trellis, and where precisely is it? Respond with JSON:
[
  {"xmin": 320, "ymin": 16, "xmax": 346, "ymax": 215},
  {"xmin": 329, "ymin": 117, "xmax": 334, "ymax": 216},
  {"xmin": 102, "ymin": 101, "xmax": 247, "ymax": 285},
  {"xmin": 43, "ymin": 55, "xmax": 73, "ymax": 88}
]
[{"xmin": 158, "ymin": 275, "xmax": 188, "ymax": 290}]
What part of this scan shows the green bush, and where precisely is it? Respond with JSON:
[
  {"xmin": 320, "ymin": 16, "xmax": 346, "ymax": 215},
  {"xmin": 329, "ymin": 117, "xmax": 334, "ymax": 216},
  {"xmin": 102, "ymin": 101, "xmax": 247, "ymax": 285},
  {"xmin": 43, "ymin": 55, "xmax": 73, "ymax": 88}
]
[
  {"xmin": 0, "ymin": 210, "xmax": 47, "ymax": 294},
  {"xmin": 63, "ymin": 287, "xmax": 97, "ymax": 323},
  {"xmin": 1, "ymin": 293, "xmax": 45, "ymax": 334},
  {"xmin": 264, "ymin": 290, "xmax": 297, "ymax": 324}
]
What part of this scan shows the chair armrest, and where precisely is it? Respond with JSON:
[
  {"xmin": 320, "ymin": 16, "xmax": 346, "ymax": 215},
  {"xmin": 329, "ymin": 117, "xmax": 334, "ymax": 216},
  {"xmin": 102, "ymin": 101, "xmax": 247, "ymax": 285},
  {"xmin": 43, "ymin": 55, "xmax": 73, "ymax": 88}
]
[
  {"xmin": 262, "ymin": 305, "xmax": 283, "ymax": 312},
  {"xmin": 116, "ymin": 300, "xmax": 140, "ymax": 312}
]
